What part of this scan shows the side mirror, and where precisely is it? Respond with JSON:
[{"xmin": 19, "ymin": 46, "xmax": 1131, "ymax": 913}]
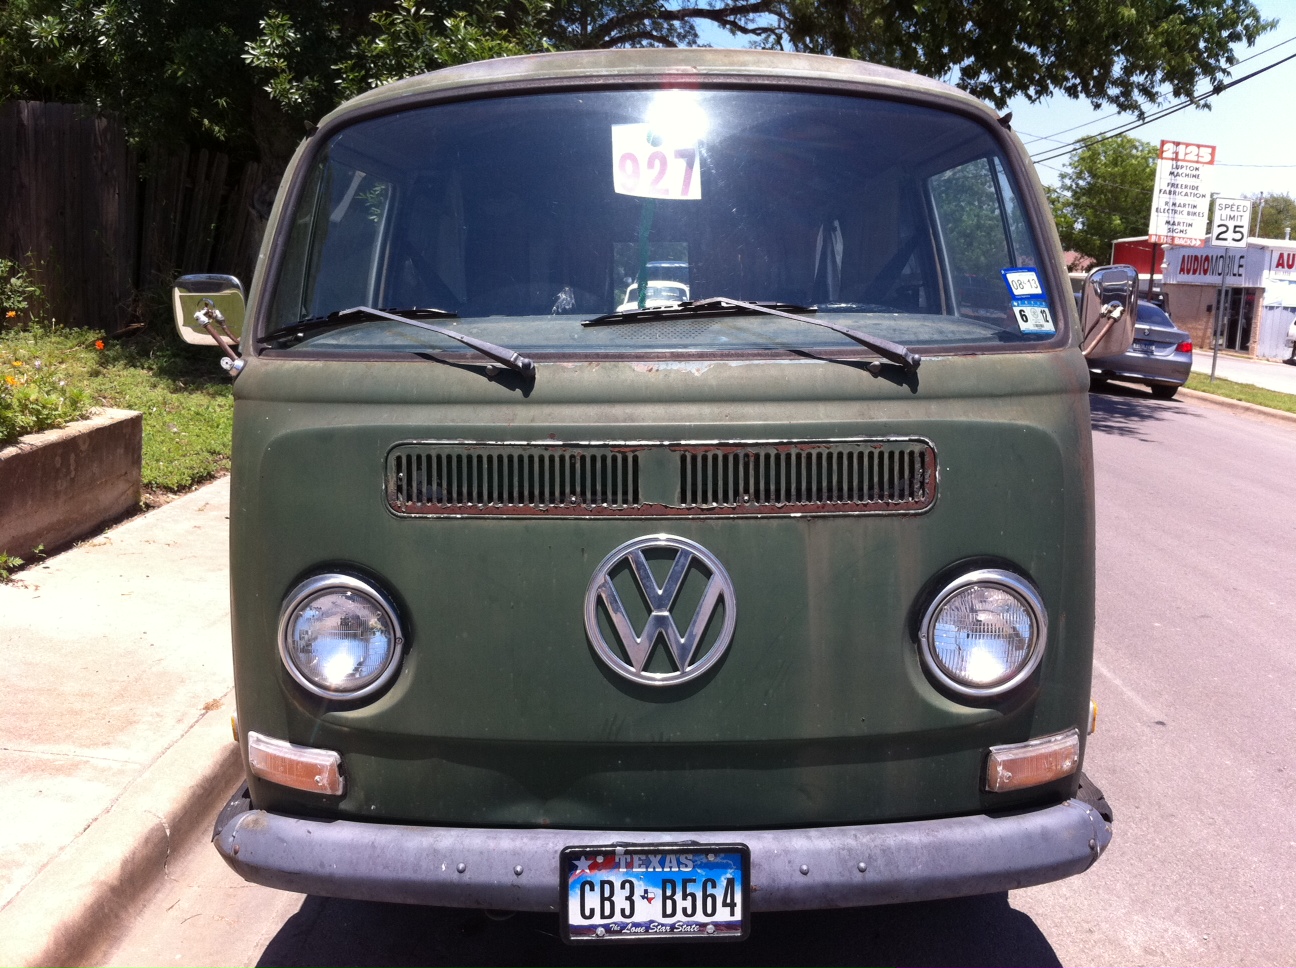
[
  {"xmin": 172, "ymin": 275, "xmax": 245, "ymax": 347},
  {"xmin": 1079, "ymin": 265, "xmax": 1138, "ymax": 358}
]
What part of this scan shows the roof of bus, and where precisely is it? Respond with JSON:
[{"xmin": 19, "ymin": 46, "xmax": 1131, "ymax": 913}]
[{"xmin": 319, "ymin": 48, "xmax": 996, "ymax": 129}]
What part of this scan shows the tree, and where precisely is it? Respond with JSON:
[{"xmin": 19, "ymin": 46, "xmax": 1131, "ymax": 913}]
[
  {"xmin": 1249, "ymin": 194, "xmax": 1296, "ymax": 240},
  {"xmin": 2, "ymin": 0, "xmax": 1275, "ymax": 155},
  {"xmin": 1046, "ymin": 135, "xmax": 1158, "ymax": 267},
  {"xmin": 0, "ymin": 0, "xmax": 1274, "ymax": 224},
  {"xmin": 546, "ymin": 0, "xmax": 1274, "ymax": 114},
  {"xmin": 0, "ymin": 0, "xmax": 551, "ymax": 169}
]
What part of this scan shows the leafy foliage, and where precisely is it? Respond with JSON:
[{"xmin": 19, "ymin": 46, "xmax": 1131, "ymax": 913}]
[
  {"xmin": 1, "ymin": 328, "xmax": 94, "ymax": 445},
  {"xmin": 243, "ymin": 0, "xmax": 552, "ymax": 128},
  {"xmin": 1249, "ymin": 193, "xmax": 1296, "ymax": 239},
  {"xmin": 0, "ymin": 318, "xmax": 235, "ymax": 487},
  {"xmin": 0, "ymin": 0, "xmax": 1273, "ymax": 164},
  {"xmin": 1046, "ymin": 135, "xmax": 1159, "ymax": 266},
  {"xmin": 1, "ymin": 263, "xmax": 92, "ymax": 444},
  {"xmin": 0, "ymin": 259, "xmax": 44, "ymax": 325}
]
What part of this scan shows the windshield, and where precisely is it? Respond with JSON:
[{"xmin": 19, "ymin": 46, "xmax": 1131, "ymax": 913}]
[{"xmin": 265, "ymin": 88, "xmax": 1057, "ymax": 359}]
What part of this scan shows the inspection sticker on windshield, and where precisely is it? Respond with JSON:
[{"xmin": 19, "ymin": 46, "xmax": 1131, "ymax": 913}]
[
  {"xmin": 611, "ymin": 124, "xmax": 702, "ymax": 200},
  {"xmin": 1011, "ymin": 298, "xmax": 1055, "ymax": 334},
  {"xmin": 1002, "ymin": 268, "xmax": 1044, "ymax": 298}
]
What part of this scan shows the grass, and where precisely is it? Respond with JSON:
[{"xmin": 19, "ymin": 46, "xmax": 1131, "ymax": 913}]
[
  {"xmin": 0, "ymin": 323, "xmax": 233, "ymax": 491},
  {"xmin": 1185, "ymin": 372, "xmax": 1296, "ymax": 416}
]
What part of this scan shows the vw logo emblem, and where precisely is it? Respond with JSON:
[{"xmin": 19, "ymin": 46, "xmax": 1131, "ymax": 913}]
[{"xmin": 584, "ymin": 535, "xmax": 737, "ymax": 687}]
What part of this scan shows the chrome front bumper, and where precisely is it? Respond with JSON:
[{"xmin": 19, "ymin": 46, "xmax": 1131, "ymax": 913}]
[{"xmin": 212, "ymin": 782, "xmax": 1113, "ymax": 912}]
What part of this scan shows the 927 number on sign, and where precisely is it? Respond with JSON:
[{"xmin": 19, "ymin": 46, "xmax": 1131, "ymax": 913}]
[
  {"xmin": 616, "ymin": 149, "xmax": 698, "ymax": 199},
  {"xmin": 610, "ymin": 122, "xmax": 703, "ymax": 200}
]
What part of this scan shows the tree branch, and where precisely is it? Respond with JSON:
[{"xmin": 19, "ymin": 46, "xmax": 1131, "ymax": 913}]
[{"xmin": 591, "ymin": 2, "xmax": 772, "ymax": 47}]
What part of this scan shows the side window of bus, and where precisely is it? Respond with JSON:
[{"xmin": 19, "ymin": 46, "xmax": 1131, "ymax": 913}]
[
  {"xmin": 929, "ymin": 158, "xmax": 1014, "ymax": 326},
  {"xmin": 302, "ymin": 164, "xmax": 394, "ymax": 318}
]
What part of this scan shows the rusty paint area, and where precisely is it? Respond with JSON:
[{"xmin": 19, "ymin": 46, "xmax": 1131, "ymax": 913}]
[{"xmin": 386, "ymin": 439, "xmax": 936, "ymax": 517}]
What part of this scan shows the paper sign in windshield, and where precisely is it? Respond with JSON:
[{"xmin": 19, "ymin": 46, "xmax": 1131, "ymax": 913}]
[{"xmin": 611, "ymin": 124, "xmax": 701, "ymax": 200}]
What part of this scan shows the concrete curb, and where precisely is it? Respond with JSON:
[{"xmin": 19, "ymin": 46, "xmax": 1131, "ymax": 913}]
[
  {"xmin": 0, "ymin": 694, "xmax": 243, "ymax": 968},
  {"xmin": 1178, "ymin": 387, "xmax": 1296, "ymax": 426}
]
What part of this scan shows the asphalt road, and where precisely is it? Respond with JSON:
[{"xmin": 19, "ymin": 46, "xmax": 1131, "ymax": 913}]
[{"xmin": 104, "ymin": 386, "xmax": 1296, "ymax": 967}]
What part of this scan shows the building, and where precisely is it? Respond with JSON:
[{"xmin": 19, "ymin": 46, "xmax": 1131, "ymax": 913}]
[
  {"xmin": 1111, "ymin": 237, "xmax": 1164, "ymax": 300},
  {"xmin": 1158, "ymin": 239, "xmax": 1296, "ymax": 360}
]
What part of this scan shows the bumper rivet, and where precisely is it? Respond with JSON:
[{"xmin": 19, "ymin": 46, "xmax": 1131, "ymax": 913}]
[
  {"xmin": 514, "ymin": 865, "xmax": 524, "ymax": 876},
  {"xmin": 799, "ymin": 864, "xmax": 809, "ymax": 875},
  {"xmin": 232, "ymin": 844, "xmax": 239, "ymax": 855},
  {"xmin": 857, "ymin": 861, "xmax": 867, "ymax": 873},
  {"xmin": 457, "ymin": 863, "xmax": 466, "ymax": 874},
  {"xmin": 1089, "ymin": 839, "xmax": 1097, "ymax": 850}
]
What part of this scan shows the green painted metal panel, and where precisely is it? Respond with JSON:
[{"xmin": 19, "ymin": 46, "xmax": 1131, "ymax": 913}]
[{"xmin": 231, "ymin": 348, "xmax": 1094, "ymax": 827}]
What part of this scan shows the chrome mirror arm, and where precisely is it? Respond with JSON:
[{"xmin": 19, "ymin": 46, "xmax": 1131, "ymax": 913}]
[
  {"xmin": 195, "ymin": 299, "xmax": 245, "ymax": 377},
  {"xmin": 1081, "ymin": 302, "xmax": 1125, "ymax": 359}
]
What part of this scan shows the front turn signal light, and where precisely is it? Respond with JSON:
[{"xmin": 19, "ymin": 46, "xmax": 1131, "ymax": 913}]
[
  {"xmin": 985, "ymin": 727, "xmax": 1080, "ymax": 793},
  {"xmin": 247, "ymin": 730, "xmax": 345, "ymax": 796}
]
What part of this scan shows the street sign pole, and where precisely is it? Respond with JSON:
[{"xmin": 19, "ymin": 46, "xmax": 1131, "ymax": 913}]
[
  {"xmin": 1207, "ymin": 197, "xmax": 1252, "ymax": 383},
  {"xmin": 1211, "ymin": 278, "xmax": 1225, "ymax": 381}
]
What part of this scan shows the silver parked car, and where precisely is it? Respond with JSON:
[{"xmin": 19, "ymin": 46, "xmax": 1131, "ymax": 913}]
[{"xmin": 1089, "ymin": 302, "xmax": 1192, "ymax": 399}]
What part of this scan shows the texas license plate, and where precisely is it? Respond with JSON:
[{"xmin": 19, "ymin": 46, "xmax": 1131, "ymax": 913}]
[{"xmin": 560, "ymin": 844, "xmax": 750, "ymax": 943}]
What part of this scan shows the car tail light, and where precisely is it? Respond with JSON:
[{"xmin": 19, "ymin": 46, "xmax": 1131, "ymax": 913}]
[{"xmin": 1176, "ymin": 340, "xmax": 1192, "ymax": 353}]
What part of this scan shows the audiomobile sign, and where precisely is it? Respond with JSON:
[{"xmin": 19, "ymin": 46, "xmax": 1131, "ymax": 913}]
[{"xmin": 1162, "ymin": 244, "xmax": 1265, "ymax": 287}]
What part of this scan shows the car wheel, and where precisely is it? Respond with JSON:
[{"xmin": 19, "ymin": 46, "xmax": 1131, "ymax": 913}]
[{"xmin": 1150, "ymin": 384, "xmax": 1178, "ymax": 400}]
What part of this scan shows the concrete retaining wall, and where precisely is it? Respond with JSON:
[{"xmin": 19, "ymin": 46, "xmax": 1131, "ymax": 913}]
[{"xmin": 0, "ymin": 409, "xmax": 142, "ymax": 559}]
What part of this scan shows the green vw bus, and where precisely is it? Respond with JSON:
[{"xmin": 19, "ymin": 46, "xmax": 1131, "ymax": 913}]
[{"xmin": 184, "ymin": 48, "xmax": 1132, "ymax": 943}]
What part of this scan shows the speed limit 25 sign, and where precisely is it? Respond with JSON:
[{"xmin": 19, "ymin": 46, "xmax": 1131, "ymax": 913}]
[{"xmin": 1212, "ymin": 197, "xmax": 1252, "ymax": 248}]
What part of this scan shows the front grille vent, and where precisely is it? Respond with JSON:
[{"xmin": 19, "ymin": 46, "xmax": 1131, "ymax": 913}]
[
  {"xmin": 677, "ymin": 442, "xmax": 931, "ymax": 512},
  {"xmin": 390, "ymin": 447, "xmax": 640, "ymax": 515},
  {"xmin": 387, "ymin": 439, "xmax": 935, "ymax": 517}
]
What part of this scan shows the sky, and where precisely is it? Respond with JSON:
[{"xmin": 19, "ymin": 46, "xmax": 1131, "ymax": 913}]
[
  {"xmin": 1005, "ymin": 0, "xmax": 1296, "ymax": 201},
  {"xmin": 694, "ymin": 0, "xmax": 1296, "ymax": 201}
]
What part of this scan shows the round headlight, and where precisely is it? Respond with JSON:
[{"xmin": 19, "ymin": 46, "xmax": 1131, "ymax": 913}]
[
  {"xmin": 278, "ymin": 574, "xmax": 405, "ymax": 699},
  {"xmin": 918, "ymin": 569, "xmax": 1047, "ymax": 697}
]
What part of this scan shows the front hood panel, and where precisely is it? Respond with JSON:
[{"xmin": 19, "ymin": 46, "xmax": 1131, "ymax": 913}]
[{"xmin": 230, "ymin": 351, "xmax": 1095, "ymax": 827}]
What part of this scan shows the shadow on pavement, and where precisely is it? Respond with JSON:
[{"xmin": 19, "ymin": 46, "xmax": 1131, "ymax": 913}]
[
  {"xmin": 1088, "ymin": 383, "xmax": 1201, "ymax": 441},
  {"xmin": 257, "ymin": 892, "xmax": 1060, "ymax": 967}
]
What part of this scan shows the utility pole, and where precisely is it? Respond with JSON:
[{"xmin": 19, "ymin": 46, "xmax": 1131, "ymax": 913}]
[{"xmin": 1255, "ymin": 192, "xmax": 1266, "ymax": 237}]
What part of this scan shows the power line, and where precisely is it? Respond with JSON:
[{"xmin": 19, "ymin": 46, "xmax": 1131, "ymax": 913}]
[
  {"xmin": 1030, "ymin": 48, "xmax": 1296, "ymax": 164},
  {"xmin": 1019, "ymin": 32, "xmax": 1296, "ymax": 147}
]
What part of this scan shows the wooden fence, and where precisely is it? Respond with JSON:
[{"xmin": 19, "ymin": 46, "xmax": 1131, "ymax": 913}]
[{"xmin": 0, "ymin": 101, "xmax": 263, "ymax": 335}]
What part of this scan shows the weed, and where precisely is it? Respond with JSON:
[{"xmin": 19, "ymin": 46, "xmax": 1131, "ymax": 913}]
[{"xmin": 0, "ymin": 551, "xmax": 24, "ymax": 582}]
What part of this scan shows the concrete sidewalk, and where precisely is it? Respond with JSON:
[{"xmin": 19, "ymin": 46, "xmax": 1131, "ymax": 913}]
[
  {"xmin": 0, "ymin": 477, "xmax": 241, "ymax": 966},
  {"xmin": 1192, "ymin": 350, "xmax": 1296, "ymax": 395}
]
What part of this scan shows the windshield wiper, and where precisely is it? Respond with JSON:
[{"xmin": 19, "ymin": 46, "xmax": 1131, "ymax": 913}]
[
  {"xmin": 586, "ymin": 300, "xmax": 816, "ymax": 326},
  {"xmin": 586, "ymin": 296, "xmax": 920, "ymax": 371},
  {"xmin": 260, "ymin": 306, "xmax": 535, "ymax": 377}
]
